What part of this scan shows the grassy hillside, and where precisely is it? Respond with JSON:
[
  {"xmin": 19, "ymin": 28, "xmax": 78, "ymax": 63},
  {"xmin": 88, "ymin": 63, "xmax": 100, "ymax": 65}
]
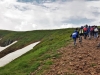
[
  {"xmin": 0, "ymin": 30, "xmax": 54, "ymax": 58},
  {"xmin": 0, "ymin": 28, "xmax": 74, "ymax": 75}
]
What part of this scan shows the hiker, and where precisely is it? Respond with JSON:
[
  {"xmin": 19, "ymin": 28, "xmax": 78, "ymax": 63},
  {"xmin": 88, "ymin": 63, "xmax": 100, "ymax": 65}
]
[
  {"xmin": 90, "ymin": 26, "xmax": 94, "ymax": 39},
  {"xmin": 79, "ymin": 26, "xmax": 84, "ymax": 43},
  {"xmin": 87, "ymin": 26, "xmax": 90, "ymax": 38},
  {"xmin": 75, "ymin": 28, "xmax": 79, "ymax": 38},
  {"xmin": 83, "ymin": 25, "xmax": 88, "ymax": 39},
  {"xmin": 70, "ymin": 28, "xmax": 79, "ymax": 45},
  {"xmin": 94, "ymin": 26, "xmax": 99, "ymax": 38}
]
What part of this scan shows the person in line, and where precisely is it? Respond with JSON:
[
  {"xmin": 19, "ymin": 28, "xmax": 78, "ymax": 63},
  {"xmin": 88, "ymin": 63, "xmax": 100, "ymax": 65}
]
[
  {"xmin": 94, "ymin": 26, "xmax": 99, "ymax": 39},
  {"xmin": 83, "ymin": 25, "xmax": 88, "ymax": 39},
  {"xmin": 70, "ymin": 28, "xmax": 79, "ymax": 45},
  {"xmin": 90, "ymin": 26, "xmax": 94, "ymax": 39},
  {"xmin": 79, "ymin": 26, "xmax": 84, "ymax": 43},
  {"xmin": 76, "ymin": 28, "xmax": 79, "ymax": 38},
  {"xmin": 87, "ymin": 25, "xmax": 91, "ymax": 38}
]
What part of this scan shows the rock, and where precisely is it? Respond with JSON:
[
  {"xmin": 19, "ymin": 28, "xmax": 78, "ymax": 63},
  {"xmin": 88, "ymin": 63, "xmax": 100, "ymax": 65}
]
[
  {"xmin": 96, "ymin": 43, "xmax": 100, "ymax": 47},
  {"xmin": 1, "ymin": 39, "xmax": 14, "ymax": 47},
  {"xmin": 69, "ymin": 62, "xmax": 74, "ymax": 66},
  {"xmin": 78, "ymin": 56, "xmax": 83, "ymax": 60},
  {"xmin": 52, "ymin": 57, "xmax": 56, "ymax": 59},
  {"xmin": 57, "ymin": 71, "xmax": 61, "ymax": 75},
  {"xmin": 83, "ymin": 70, "xmax": 89, "ymax": 73},
  {"xmin": 96, "ymin": 68, "xmax": 100, "ymax": 73},
  {"xmin": 90, "ymin": 72, "xmax": 95, "ymax": 75},
  {"xmin": 79, "ymin": 66, "xmax": 84, "ymax": 71}
]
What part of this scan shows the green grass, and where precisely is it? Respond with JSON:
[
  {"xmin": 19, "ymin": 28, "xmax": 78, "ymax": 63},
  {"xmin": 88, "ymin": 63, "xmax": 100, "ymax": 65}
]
[
  {"xmin": 90, "ymin": 63, "xmax": 97, "ymax": 67},
  {"xmin": 0, "ymin": 28, "xmax": 74, "ymax": 75}
]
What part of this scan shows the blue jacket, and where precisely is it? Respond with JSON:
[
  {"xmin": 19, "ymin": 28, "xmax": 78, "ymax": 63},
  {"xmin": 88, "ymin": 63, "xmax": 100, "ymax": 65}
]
[
  {"xmin": 72, "ymin": 31, "xmax": 78, "ymax": 38},
  {"xmin": 87, "ymin": 27, "xmax": 90, "ymax": 33}
]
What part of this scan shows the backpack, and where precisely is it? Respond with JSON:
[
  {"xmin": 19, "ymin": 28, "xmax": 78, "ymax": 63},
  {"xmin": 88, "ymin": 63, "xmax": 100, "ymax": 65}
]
[
  {"xmin": 83, "ymin": 27, "xmax": 87, "ymax": 32},
  {"xmin": 79, "ymin": 29, "xmax": 83, "ymax": 34},
  {"xmin": 90, "ymin": 27, "xmax": 94, "ymax": 32},
  {"xmin": 72, "ymin": 32, "xmax": 77, "ymax": 38},
  {"xmin": 94, "ymin": 28, "xmax": 98, "ymax": 32}
]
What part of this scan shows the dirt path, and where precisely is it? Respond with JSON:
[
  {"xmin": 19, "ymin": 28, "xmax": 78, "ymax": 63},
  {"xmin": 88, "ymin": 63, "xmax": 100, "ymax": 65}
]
[{"xmin": 45, "ymin": 37, "xmax": 100, "ymax": 75}]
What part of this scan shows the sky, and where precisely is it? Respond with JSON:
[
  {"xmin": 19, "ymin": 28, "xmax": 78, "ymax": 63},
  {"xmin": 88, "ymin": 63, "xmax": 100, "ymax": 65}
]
[{"xmin": 0, "ymin": 0, "xmax": 100, "ymax": 31}]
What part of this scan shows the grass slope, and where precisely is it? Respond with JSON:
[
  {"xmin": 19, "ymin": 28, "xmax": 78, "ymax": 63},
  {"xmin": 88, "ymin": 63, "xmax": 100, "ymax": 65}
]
[{"xmin": 0, "ymin": 28, "xmax": 74, "ymax": 75}]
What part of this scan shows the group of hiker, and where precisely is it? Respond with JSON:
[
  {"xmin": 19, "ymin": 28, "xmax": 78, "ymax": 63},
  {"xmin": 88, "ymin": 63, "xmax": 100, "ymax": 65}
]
[{"xmin": 70, "ymin": 25, "xmax": 99, "ymax": 45}]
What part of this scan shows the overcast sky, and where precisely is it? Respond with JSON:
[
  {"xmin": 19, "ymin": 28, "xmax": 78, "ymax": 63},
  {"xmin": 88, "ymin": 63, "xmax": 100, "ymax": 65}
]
[{"xmin": 0, "ymin": 0, "xmax": 100, "ymax": 31}]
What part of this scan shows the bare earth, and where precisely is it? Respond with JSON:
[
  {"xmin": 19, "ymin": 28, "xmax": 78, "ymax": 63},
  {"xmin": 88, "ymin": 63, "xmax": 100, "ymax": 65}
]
[{"xmin": 45, "ymin": 37, "xmax": 100, "ymax": 75}]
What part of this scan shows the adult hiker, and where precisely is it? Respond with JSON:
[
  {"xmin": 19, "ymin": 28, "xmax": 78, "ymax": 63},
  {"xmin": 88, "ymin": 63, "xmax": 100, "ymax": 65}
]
[
  {"xmin": 79, "ymin": 26, "xmax": 84, "ymax": 43},
  {"xmin": 75, "ymin": 28, "xmax": 79, "ymax": 38},
  {"xmin": 87, "ymin": 25, "xmax": 91, "ymax": 38},
  {"xmin": 83, "ymin": 25, "xmax": 88, "ymax": 39},
  {"xmin": 90, "ymin": 26, "xmax": 94, "ymax": 39},
  {"xmin": 94, "ymin": 26, "xmax": 99, "ymax": 38},
  {"xmin": 70, "ymin": 28, "xmax": 79, "ymax": 45}
]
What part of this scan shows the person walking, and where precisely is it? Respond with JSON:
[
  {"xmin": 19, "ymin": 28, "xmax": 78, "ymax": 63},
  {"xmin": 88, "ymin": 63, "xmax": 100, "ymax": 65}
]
[
  {"xmin": 83, "ymin": 25, "xmax": 88, "ymax": 39},
  {"xmin": 90, "ymin": 26, "xmax": 94, "ymax": 39},
  {"xmin": 79, "ymin": 26, "xmax": 84, "ymax": 43},
  {"xmin": 70, "ymin": 28, "xmax": 79, "ymax": 45},
  {"xmin": 87, "ymin": 26, "xmax": 91, "ymax": 38},
  {"xmin": 94, "ymin": 26, "xmax": 99, "ymax": 38}
]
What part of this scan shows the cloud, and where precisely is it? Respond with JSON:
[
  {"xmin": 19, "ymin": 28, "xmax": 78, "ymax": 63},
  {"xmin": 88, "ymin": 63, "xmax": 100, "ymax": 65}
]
[{"xmin": 0, "ymin": 0, "xmax": 100, "ymax": 31}]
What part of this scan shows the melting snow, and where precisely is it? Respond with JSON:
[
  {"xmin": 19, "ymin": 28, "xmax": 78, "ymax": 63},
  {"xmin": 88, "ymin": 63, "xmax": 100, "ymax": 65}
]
[
  {"xmin": 0, "ymin": 41, "xmax": 17, "ymax": 52},
  {"xmin": 0, "ymin": 41, "xmax": 40, "ymax": 67}
]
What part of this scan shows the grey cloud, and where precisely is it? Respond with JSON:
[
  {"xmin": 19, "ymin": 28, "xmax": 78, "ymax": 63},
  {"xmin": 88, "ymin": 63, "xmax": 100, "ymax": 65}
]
[{"xmin": 0, "ymin": 0, "xmax": 100, "ymax": 31}]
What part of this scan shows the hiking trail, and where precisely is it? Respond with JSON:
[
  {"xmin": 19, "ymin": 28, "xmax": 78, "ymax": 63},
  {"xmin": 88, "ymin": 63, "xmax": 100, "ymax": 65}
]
[{"xmin": 45, "ymin": 37, "xmax": 100, "ymax": 75}]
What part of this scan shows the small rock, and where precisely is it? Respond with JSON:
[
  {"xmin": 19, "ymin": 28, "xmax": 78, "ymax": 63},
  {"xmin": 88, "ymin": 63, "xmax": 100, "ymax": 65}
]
[
  {"xmin": 90, "ymin": 72, "xmax": 95, "ymax": 75},
  {"xmin": 69, "ymin": 62, "xmax": 74, "ymax": 66},
  {"xmin": 96, "ymin": 43, "xmax": 100, "ymax": 47}
]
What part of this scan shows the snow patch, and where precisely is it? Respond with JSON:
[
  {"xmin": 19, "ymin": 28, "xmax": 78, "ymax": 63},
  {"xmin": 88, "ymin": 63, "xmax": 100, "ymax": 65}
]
[
  {"xmin": 0, "ymin": 41, "xmax": 17, "ymax": 52},
  {"xmin": 0, "ymin": 41, "xmax": 40, "ymax": 67}
]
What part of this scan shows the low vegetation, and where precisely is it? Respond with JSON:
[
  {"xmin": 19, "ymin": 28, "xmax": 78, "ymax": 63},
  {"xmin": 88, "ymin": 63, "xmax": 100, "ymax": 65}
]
[{"xmin": 0, "ymin": 28, "xmax": 74, "ymax": 75}]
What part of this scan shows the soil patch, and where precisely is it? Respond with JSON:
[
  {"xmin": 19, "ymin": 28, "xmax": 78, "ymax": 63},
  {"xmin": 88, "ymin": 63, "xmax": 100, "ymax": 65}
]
[{"xmin": 45, "ymin": 37, "xmax": 100, "ymax": 75}]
